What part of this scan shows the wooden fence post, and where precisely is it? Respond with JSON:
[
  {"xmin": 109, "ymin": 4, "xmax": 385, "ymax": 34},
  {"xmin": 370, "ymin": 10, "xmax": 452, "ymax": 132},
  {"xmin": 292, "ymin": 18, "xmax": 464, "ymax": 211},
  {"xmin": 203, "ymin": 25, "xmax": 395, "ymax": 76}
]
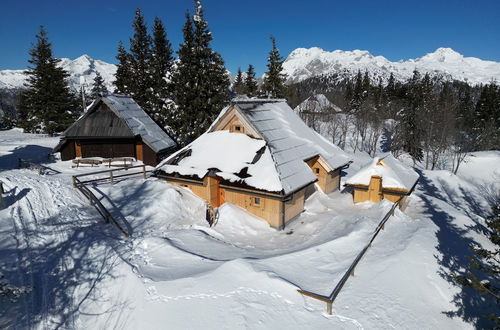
[
  {"xmin": 143, "ymin": 165, "xmax": 146, "ymax": 179},
  {"xmin": 72, "ymin": 176, "xmax": 77, "ymax": 188},
  {"xmin": 326, "ymin": 301, "xmax": 332, "ymax": 315},
  {"xmin": 110, "ymin": 171, "xmax": 114, "ymax": 185}
]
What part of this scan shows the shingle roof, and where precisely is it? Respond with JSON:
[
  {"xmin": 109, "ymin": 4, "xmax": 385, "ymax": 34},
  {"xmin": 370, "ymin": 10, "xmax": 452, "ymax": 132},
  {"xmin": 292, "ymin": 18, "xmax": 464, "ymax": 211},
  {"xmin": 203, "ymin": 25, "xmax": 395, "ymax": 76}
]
[
  {"xmin": 229, "ymin": 99, "xmax": 351, "ymax": 194},
  {"xmin": 62, "ymin": 94, "xmax": 176, "ymax": 153},
  {"xmin": 157, "ymin": 99, "xmax": 351, "ymax": 195}
]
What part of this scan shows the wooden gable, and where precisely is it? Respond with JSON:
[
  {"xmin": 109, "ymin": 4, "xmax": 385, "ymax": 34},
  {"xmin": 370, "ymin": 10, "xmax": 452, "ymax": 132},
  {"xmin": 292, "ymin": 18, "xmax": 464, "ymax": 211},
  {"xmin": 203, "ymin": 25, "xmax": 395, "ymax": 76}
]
[
  {"xmin": 211, "ymin": 105, "xmax": 262, "ymax": 138},
  {"xmin": 65, "ymin": 101, "xmax": 134, "ymax": 138}
]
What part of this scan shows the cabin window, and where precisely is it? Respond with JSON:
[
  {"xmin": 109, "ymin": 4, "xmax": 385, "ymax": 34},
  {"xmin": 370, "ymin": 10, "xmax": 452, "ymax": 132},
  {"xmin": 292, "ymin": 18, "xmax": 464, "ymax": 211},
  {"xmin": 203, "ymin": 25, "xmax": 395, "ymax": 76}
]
[
  {"xmin": 231, "ymin": 124, "xmax": 244, "ymax": 133},
  {"xmin": 315, "ymin": 168, "xmax": 320, "ymax": 174},
  {"xmin": 250, "ymin": 196, "xmax": 263, "ymax": 207}
]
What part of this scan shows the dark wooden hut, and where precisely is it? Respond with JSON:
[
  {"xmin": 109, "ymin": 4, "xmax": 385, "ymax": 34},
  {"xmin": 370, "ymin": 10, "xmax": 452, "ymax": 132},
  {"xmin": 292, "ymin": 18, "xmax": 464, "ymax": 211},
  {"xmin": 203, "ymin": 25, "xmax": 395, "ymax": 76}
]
[{"xmin": 54, "ymin": 94, "xmax": 177, "ymax": 166}]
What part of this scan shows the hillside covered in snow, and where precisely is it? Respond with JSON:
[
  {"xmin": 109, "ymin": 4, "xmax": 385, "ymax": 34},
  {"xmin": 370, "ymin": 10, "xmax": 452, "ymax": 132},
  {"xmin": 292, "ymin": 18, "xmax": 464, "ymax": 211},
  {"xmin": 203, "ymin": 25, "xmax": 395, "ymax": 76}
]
[
  {"xmin": 0, "ymin": 128, "xmax": 498, "ymax": 329},
  {"xmin": 0, "ymin": 54, "xmax": 116, "ymax": 92},
  {"xmin": 282, "ymin": 47, "xmax": 500, "ymax": 85}
]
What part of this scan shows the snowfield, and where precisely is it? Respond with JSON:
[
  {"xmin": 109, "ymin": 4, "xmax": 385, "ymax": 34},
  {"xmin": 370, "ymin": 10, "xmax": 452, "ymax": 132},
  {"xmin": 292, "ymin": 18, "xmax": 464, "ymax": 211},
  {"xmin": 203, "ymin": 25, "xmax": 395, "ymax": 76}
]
[{"xmin": 0, "ymin": 129, "xmax": 498, "ymax": 329}]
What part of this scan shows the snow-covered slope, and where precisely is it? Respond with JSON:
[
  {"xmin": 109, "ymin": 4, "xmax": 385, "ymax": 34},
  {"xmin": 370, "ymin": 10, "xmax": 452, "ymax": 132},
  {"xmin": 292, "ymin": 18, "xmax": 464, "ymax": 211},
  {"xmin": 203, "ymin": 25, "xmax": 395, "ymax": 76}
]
[
  {"xmin": 0, "ymin": 54, "xmax": 116, "ymax": 91},
  {"xmin": 0, "ymin": 129, "xmax": 498, "ymax": 329},
  {"xmin": 283, "ymin": 47, "xmax": 500, "ymax": 85}
]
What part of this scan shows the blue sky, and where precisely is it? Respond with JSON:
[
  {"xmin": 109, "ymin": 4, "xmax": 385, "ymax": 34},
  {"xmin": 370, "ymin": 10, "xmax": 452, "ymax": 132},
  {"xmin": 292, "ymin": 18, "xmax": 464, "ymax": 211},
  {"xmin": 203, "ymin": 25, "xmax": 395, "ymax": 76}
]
[{"xmin": 1, "ymin": 0, "xmax": 499, "ymax": 74}]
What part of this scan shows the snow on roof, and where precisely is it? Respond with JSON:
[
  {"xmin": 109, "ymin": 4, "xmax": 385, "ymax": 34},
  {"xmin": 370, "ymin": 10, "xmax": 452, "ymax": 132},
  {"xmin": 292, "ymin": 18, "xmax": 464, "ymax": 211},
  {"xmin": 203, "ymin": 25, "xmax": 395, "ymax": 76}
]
[
  {"xmin": 162, "ymin": 99, "xmax": 351, "ymax": 194},
  {"xmin": 157, "ymin": 130, "xmax": 282, "ymax": 192},
  {"xmin": 102, "ymin": 94, "xmax": 177, "ymax": 153},
  {"xmin": 346, "ymin": 153, "xmax": 419, "ymax": 191}
]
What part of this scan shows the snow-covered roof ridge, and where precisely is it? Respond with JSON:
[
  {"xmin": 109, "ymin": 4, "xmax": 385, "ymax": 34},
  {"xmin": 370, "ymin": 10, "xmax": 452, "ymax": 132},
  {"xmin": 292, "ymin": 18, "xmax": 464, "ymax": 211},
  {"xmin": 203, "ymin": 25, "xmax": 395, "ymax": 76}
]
[
  {"xmin": 100, "ymin": 94, "xmax": 177, "ymax": 152},
  {"xmin": 346, "ymin": 153, "xmax": 419, "ymax": 191}
]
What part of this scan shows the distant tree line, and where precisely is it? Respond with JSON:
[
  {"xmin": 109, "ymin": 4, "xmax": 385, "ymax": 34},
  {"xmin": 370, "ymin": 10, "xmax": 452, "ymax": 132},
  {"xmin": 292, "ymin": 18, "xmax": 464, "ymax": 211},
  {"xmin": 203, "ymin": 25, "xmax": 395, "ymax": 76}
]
[{"xmin": 289, "ymin": 70, "xmax": 500, "ymax": 172}]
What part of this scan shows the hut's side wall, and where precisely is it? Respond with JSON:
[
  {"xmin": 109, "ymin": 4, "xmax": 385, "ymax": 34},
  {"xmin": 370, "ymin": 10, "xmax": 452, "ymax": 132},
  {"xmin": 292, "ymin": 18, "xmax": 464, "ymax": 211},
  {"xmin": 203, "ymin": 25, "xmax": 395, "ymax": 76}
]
[
  {"xmin": 142, "ymin": 142, "xmax": 158, "ymax": 166},
  {"xmin": 222, "ymin": 189, "xmax": 282, "ymax": 228},
  {"xmin": 59, "ymin": 141, "xmax": 75, "ymax": 161},
  {"xmin": 306, "ymin": 157, "xmax": 340, "ymax": 194},
  {"xmin": 165, "ymin": 177, "xmax": 208, "ymax": 201},
  {"xmin": 284, "ymin": 186, "xmax": 306, "ymax": 222},
  {"xmin": 352, "ymin": 181, "xmax": 409, "ymax": 209},
  {"xmin": 353, "ymin": 186, "xmax": 370, "ymax": 203}
]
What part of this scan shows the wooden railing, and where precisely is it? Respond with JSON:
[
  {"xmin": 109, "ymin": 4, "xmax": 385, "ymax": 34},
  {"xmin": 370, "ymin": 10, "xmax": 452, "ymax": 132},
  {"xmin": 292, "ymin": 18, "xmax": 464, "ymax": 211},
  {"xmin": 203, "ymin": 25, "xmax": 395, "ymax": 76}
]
[
  {"xmin": 72, "ymin": 164, "xmax": 152, "ymax": 186},
  {"xmin": 71, "ymin": 165, "xmax": 153, "ymax": 237},
  {"xmin": 73, "ymin": 176, "xmax": 129, "ymax": 237},
  {"xmin": 298, "ymin": 197, "xmax": 402, "ymax": 314}
]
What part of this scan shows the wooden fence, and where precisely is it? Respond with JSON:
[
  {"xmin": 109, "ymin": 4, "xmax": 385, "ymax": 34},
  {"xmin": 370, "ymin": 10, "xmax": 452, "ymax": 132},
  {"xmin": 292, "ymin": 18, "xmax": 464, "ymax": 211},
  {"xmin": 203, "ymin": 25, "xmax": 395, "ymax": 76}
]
[
  {"xmin": 298, "ymin": 197, "xmax": 402, "ymax": 315},
  {"xmin": 72, "ymin": 164, "xmax": 152, "ymax": 186},
  {"xmin": 72, "ymin": 165, "xmax": 153, "ymax": 237}
]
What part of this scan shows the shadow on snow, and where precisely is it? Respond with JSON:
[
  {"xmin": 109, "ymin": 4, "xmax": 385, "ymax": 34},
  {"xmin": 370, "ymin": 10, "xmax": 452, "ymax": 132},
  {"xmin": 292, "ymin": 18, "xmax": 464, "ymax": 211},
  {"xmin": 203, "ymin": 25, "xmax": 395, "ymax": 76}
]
[
  {"xmin": 416, "ymin": 170, "xmax": 496, "ymax": 329},
  {"xmin": 0, "ymin": 210, "xmax": 130, "ymax": 329}
]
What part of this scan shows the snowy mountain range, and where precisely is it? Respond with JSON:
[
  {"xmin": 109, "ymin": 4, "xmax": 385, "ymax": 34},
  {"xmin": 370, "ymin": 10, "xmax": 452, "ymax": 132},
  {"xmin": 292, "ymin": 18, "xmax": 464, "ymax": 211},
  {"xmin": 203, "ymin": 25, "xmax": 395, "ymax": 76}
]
[
  {"xmin": 0, "ymin": 54, "xmax": 116, "ymax": 92},
  {"xmin": 1, "ymin": 47, "xmax": 499, "ymax": 95},
  {"xmin": 282, "ymin": 47, "xmax": 500, "ymax": 85}
]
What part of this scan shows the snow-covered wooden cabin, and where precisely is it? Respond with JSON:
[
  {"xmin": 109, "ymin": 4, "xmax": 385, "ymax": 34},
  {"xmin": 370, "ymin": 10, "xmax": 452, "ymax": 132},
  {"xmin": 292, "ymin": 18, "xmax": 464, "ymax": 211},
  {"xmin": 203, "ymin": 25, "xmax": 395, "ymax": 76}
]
[
  {"xmin": 155, "ymin": 99, "xmax": 351, "ymax": 229},
  {"xmin": 345, "ymin": 153, "xmax": 419, "ymax": 208},
  {"xmin": 53, "ymin": 94, "xmax": 177, "ymax": 166}
]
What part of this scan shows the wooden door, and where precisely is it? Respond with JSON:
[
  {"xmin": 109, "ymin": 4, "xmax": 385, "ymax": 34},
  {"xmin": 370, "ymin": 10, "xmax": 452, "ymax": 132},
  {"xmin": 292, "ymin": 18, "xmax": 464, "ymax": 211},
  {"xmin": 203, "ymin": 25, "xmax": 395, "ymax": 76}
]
[
  {"xmin": 75, "ymin": 141, "xmax": 82, "ymax": 158},
  {"xmin": 112, "ymin": 142, "xmax": 134, "ymax": 158},
  {"xmin": 369, "ymin": 176, "xmax": 382, "ymax": 202}
]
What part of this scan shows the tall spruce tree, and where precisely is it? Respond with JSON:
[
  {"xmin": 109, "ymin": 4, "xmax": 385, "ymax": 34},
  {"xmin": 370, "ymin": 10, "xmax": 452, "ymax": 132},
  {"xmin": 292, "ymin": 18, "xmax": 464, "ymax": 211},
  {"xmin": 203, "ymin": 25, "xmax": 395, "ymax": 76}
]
[
  {"xmin": 171, "ymin": 1, "xmax": 230, "ymax": 144},
  {"xmin": 233, "ymin": 68, "xmax": 245, "ymax": 95},
  {"xmin": 114, "ymin": 41, "xmax": 132, "ymax": 94},
  {"xmin": 89, "ymin": 72, "xmax": 108, "ymax": 101},
  {"xmin": 150, "ymin": 17, "xmax": 174, "ymax": 127},
  {"xmin": 18, "ymin": 26, "xmax": 78, "ymax": 135},
  {"xmin": 245, "ymin": 64, "xmax": 258, "ymax": 97},
  {"xmin": 128, "ymin": 9, "xmax": 153, "ymax": 109},
  {"xmin": 261, "ymin": 36, "xmax": 287, "ymax": 98}
]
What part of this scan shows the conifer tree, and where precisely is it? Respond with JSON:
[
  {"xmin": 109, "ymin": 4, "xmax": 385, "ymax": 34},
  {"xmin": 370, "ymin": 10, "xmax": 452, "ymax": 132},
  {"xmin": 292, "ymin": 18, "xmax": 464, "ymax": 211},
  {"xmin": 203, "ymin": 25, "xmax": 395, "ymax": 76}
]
[
  {"xmin": 150, "ymin": 16, "xmax": 174, "ymax": 127},
  {"xmin": 261, "ymin": 36, "xmax": 287, "ymax": 98},
  {"xmin": 89, "ymin": 72, "xmax": 108, "ymax": 101},
  {"xmin": 171, "ymin": 1, "xmax": 230, "ymax": 144},
  {"xmin": 349, "ymin": 70, "xmax": 364, "ymax": 113},
  {"xmin": 233, "ymin": 67, "xmax": 245, "ymax": 95},
  {"xmin": 474, "ymin": 83, "xmax": 500, "ymax": 150},
  {"xmin": 395, "ymin": 70, "xmax": 424, "ymax": 163},
  {"xmin": 245, "ymin": 64, "xmax": 258, "ymax": 97},
  {"xmin": 114, "ymin": 41, "xmax": 132, "ymax": 94},
  {"xmin": 18, "ymin": 26, "xmax": 78, "ymax": 135},
  {"xmin": 128, "ymin": 9, "xmax": 153, "ymax": 109}
]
